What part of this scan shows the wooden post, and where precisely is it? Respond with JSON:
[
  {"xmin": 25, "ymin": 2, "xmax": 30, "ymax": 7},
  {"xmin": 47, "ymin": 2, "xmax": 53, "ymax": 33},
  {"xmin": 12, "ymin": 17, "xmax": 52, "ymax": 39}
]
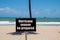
[
  {"xmin": 25, "ymin": 32, "xmax": 27, "ymax": 40},
  {"xmin": 29, "ymin": 0, "xmax": 32, "ymax": 18}
]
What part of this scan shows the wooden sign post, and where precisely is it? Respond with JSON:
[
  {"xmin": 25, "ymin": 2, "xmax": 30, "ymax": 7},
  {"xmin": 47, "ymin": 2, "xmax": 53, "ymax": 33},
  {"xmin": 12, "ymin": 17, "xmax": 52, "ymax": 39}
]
[
  {"xmin": 16, "ymin": 18, "xmax": 36, "ymax": 32},
  {"xmin": 16, "ymin": 18, "xmax": 36, "ymax": 40},
  {"xmin": 16, "ymin": 0, "xmax": 36, "ymax": 40}
]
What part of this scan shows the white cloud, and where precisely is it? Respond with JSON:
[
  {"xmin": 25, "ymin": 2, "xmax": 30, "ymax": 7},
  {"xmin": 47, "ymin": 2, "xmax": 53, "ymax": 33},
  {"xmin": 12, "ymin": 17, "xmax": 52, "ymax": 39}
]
[
  {"xmin": 0, "ymin": 7, "xmax": 20, "ymax": 13},
  {"xmin": 0, "ymin": 7, "xmax": 29, "ymax": 17},
  {"xmin": 32, "ymin": 8, "xmax": 60, "ymax": 17},
  {"xmin": 32, "ymin": 8, "xmax": 60, "ymax": 14},
  {"xmin": 0, "ymin": 7, "xmax": 60, "ymax": 17}
]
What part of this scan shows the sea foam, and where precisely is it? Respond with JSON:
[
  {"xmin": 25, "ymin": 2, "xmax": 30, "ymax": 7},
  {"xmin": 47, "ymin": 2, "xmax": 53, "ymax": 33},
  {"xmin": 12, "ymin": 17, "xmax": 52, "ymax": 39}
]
[
  {"xmin": 0, "ymin": 21, "xmax": 15, "ymax": 24},
  {"xmin": 0, "ymin": 21, "xmax": 60, "ymax": 25}
]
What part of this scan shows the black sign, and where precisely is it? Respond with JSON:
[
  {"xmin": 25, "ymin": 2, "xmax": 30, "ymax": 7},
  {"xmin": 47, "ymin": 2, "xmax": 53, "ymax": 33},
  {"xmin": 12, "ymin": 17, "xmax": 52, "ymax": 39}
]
[{"xmin": 16, "ymin": 18, "xmax": 36, "ymax": 32}]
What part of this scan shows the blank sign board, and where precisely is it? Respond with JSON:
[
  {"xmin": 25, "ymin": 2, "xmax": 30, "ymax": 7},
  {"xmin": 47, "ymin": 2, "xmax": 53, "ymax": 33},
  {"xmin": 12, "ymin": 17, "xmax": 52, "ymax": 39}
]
[{"xmin": 16, "ymin": 18, "xmax": 36, "ymax": 32}]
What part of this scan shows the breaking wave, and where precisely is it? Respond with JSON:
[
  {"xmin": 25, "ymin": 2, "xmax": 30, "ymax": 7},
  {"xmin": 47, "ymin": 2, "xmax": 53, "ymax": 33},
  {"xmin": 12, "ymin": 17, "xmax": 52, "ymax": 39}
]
[{"xmin": 0, "ymin": 21, "xmax": 60, "ymax": 24}]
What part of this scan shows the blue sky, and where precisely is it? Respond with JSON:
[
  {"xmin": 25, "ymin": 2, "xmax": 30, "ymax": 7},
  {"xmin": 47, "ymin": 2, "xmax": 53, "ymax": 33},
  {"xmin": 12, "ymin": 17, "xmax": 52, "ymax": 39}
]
[{"xmin": 0, "ymin": 0, "xmax": 60, "ymax": 18}]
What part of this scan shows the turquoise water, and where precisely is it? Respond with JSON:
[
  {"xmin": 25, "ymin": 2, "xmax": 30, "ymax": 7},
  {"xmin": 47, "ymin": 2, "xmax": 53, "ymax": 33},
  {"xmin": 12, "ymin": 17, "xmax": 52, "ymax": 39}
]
[
  {"xmin": 0, "ymin": 17, "xmax": 15, "ymax": 21},
  {"xmin": 36, "ymin": 18, "xmax": 60, "ymax": 22},
  {"xmin": 0, "ymin": 17, "xmax": 60, "ymax": 26},
  {"xmin": 0, "ymin": 17, "xmax": 60, "ymax": 22}
]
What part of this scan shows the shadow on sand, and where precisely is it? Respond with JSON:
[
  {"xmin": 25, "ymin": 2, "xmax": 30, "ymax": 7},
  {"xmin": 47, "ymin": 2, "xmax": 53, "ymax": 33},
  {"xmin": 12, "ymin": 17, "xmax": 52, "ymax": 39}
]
[
  {"xmin": 7, "ymin": 31, "xmax": 38, "ymax": 35},
  {"xmin": 7, "ymin": 32, "xmax": 24, "ymax": 35}
]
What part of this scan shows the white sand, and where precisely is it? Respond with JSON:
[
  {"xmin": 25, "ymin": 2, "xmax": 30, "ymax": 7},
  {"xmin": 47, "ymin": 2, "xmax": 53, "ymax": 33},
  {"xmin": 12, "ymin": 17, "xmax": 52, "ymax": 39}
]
[{"xmin": 0, "ymin": 26, "xmax": 60, "ymax": 40}]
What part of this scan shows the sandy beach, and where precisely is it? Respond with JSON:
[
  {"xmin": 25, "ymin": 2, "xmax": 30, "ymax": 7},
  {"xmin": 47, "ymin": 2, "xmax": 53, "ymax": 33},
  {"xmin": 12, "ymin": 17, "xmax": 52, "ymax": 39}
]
[{"xmin": 0, "ymin": 25, "xmax": 60, "ymax": 40}]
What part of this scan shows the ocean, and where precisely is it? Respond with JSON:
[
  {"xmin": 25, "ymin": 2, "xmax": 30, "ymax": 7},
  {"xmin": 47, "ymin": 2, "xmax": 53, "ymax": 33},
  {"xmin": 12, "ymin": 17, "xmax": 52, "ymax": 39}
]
[{"xmin": 0, "ymin": 17, "xmax": 60, "ymax": 26}]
